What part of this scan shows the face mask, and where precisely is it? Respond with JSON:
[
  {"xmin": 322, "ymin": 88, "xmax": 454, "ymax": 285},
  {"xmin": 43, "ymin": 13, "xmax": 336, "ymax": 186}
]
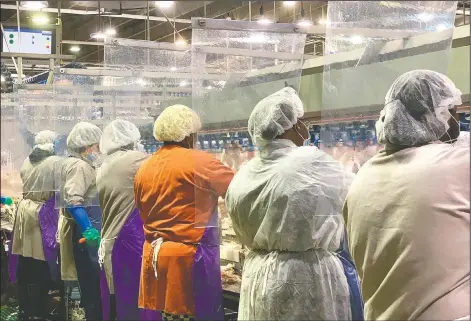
[
  {"xmin": 86, "ymin": 152, "xmax": 103, "ymax": 167},
  {"xmin": 136, "ymin": 142, "xmax": 145, "ymax": 153},
  {"xmin": 294, "ymin": 121, "xmax": 311, "ymax": 146}
]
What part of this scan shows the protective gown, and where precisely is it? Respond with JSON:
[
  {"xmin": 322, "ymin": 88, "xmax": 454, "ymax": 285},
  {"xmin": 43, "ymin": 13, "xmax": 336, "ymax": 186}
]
[
  {"xmin": 96, "ymin": 149, "xmax": 148, "ymax": 320},
  {"xmin": 58, "ymin": 156, "xmax": 103, "ymax": 320},
  {"xmin": 225, "ymin": 139, "xmax": 353, "ymax": 320},
  {"xmin": 12, "ymin": 155, "xmax": 61, "ymax": 276}
]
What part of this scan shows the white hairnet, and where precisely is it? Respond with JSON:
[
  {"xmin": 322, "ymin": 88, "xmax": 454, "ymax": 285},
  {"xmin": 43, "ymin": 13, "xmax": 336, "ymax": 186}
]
[
  {"xmin": 153, "ymin": 104, "xmax": 201, "ymax": 142},
  {"xmin": 66, "ymin": 122, "xmax": 103, "ymax": 151},
  {"xmin": 376, "ymin": 70, "xmax": 462, "ymax": 146},
  {"xmin": 34, "ymin": 130, "xmax": 56, "ymax": 153},
  {"xmin": 248, "ymin": 87, "xmax": 304, "ymax": 147},
  {"xmin": 100, "ymin": 119, "xmax": 141, "ymax": 155}
]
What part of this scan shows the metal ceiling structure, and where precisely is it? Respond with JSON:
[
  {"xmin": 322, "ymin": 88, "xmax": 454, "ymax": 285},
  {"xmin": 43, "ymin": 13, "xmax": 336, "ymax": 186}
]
[{"xmin": 0, "ymin": 0, "xmax": 469, "ymax": 78}]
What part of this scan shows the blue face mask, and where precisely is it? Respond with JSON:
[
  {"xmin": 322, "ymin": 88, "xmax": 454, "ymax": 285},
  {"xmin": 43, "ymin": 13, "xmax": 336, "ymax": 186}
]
[
  {"xmin": 86, "ymin": 152, "xmax": 103, "ymax": 167},
  {"xmin": 295, "ymin": 120, "xmax": 311, "ymax": 146}
]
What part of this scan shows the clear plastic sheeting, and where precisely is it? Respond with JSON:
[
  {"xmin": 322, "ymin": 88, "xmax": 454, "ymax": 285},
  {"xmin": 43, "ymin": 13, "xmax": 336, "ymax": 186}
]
[
  {"xmin": 1, "ymin": 92, "xmax": 24, "ymax": 197},
  {"xmin": 321, "ymin": 1, "xmax": 458, "ymax": 170},
  {"xmin": 52, "ymin": 73, "xmax": 104, "ymax": 208},
  {"xmin": 190, "ymin": 18, "xmax": 306, "ymax": 227},
  {"xmin": 104, "ymin": 38, "xmax": 191, "ymax": 126}
]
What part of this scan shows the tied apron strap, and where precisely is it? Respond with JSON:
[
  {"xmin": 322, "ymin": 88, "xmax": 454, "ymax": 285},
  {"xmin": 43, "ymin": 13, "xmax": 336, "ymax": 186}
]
[
  {"xmin": 98, "ymin": 237, "xmax": 117, "ymax": 269},
  {"xmin": 151, "ymin": 238, "xmax": 164, "ymax": 279}
]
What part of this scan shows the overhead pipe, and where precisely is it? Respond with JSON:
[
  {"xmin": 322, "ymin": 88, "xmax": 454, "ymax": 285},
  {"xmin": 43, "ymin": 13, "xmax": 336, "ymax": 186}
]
[{"xmin": 0, "ymin": 4, "xmax": 191, "ymax": 24}]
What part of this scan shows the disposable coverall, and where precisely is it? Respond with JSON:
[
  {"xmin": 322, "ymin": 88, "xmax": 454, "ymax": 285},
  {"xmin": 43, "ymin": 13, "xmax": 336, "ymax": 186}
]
[{"xmin": 225, "ymin": 139, "xmax": 354, "ymax": 320}]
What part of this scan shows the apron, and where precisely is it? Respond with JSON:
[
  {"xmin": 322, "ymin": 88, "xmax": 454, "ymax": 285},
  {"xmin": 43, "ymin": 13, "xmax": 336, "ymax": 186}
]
[
  {"xmin": 9, "ymin": 197, "xmax": 59, "ymax": 283},
  {"xmin": 142, "ymin": 208, "xmax": 224, "ymax": 321},
  {"xmin": 336, "ymin": 228, "xmax": 365, "ymax": 321},
  {"xmin": 100, "ymin": 208, "xmax": 146, "ymax": 321},
  {"xmin": 37, "ymin": 197, "xmax": 60, "ymax": 282}
]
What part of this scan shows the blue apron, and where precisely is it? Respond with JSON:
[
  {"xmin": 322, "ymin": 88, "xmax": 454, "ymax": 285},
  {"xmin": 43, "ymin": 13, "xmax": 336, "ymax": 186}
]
[{"xmin": 336, "ymin": 229, "xmax": 364, "ymax": 321}]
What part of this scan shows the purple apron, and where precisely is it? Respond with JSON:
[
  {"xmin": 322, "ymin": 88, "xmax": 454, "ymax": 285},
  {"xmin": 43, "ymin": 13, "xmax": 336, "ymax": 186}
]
[
  {"xmin": 8, "ymin": 197, "xmax": 59, "ymax": 283},
  {"xmin": 8, "ymin": 231, "xmax": 18, "ymax": 284},
  {"xmin": 38, "ymin": 197, "xmax": 60, "ymax": 281},
  {"xmin": 193, "ymin": 208, "xmax": 224, "ymax": 321},
  {"xmin": 100, "ymin": 208, "xmax": 158, "ymax": 321}
]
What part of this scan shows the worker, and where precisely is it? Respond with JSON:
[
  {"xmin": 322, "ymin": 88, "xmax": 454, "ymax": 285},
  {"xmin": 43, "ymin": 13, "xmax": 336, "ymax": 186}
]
[
  {"xmin": 11, "ymin": 130, "xmax": 61, "ymax": 320},
  {"xmin": 343, "ymin": 70, "xmax": 469, "ymax": 320},
  {"xmin": 225, "ymin": 87, "xmax": 363, "ymax": 320},
  {"xmin": 96, "ymin": 119, "xmax": 148, "ymax": 320},
  {"xmin": 134, "ymin": 105, "xmax": 234, "ymax": 321},
  {"xmin": 58, "ymin": 122, "xmax": 103, "ymax": 321}
]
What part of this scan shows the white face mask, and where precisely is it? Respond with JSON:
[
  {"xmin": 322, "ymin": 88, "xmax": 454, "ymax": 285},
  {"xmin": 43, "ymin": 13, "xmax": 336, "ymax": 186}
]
[{"xmin": 135, "ymin": 142, "xmax": 145, "ymax": 153}]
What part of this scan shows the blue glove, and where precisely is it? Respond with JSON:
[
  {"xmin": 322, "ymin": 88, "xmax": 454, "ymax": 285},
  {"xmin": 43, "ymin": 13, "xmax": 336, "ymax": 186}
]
[{"xmin": 68, "ymin": 206, "xmax": 92, "ymax": 233}]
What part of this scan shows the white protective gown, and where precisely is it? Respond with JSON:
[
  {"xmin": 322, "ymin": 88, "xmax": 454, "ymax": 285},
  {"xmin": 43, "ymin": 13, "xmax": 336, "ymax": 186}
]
[{"xmin": 225, "ymin": 139, "xmax": 353, "ymax": 320}]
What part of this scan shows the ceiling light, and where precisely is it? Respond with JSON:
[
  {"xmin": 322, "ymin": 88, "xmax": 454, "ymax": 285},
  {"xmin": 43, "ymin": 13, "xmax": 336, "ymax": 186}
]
[
  {"xmin": 175, "ymin": 38, "xmax": 187, "ymax": 46},
  {"xmin": 70, "ymin": 46, "xmax": 80, "ymax": 52},
  {"xmin": 32, "ymin": 15, "xmax": 49, "ymax": 24},
  {"xmin": 283, "ymin": 1, "xmax": 296, "ymax": 7},
  {"xmin": 90, "ymin": 32, "xmax": 106, "ymax": 39},
  {"xmin": 11, "ymin": 74, "xmax": 26, "ymax": 78},
  {"xmin": 136, "ymin": 79, "xmax": 146, "ymax": 86},
  {"xmin": 156, "ymin": 1, "xmax": 174, "ymax": 9},
  {"xmin": 297, "ymin": 19, "xmax": 313, "ymax": 27},
  {"xmin": 170, "ymin": 66, "xmax": 177, "ymax": 71},
  {"xmin": 1, "ymin": 76, "xmax": 5, "ymax": 82},
  {"xmin": 318, "ymin": 18, "xmax": 327, "ymax": 25},
  {"xmin": 105, "ymin": 28, "xmax": 116, "ymax": 36},
  {"xmin": 179, "ymin": 80, "xmax": 188, "ymax": 87},
  {"xmin": 206, "ymin": 85, "xmax": 212, "ymax": 90},
  {"xmin": 20, "ymin": 1, "xmax": 48, "ymax": 9},
  {"xmin": 258, "ymin": 17, "xmax": 273, "ymax": 24},
  {"xmin": 349, "ymin": 35, "xmax": 364, "ymax": 44}
]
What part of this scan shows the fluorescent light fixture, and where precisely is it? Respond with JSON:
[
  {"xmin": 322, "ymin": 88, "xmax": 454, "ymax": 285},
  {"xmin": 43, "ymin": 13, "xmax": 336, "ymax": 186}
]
[
  {"xmin": 32, "ymin": 15, "xmax": 49, "ymax": 24},
  {"xmin": 297, "ymin": 19, "xmax": 313, "ymax": 27},
  {"xmin": 435, "ymin": 23, "xmax": 448, "ymax": 31},
  {"xmin": 105, "ymin": 28, "xmax": 116, "ymax": 36},
  {"xmin": 318, "ymin": 18, "xmax": 327, "ymax": 25},
  {"xmin": 1, "ymin": 76, "xmax": 5, "ymax": 82},
  {"xmin": 258, "ymin": 17, "xmax": 273, "ymax": 24},
  {"xmin": 283, "ymin": 1, "xmax": 296, "ymax": 7},
  {"xmin": 11, "ymin": 74, "xmax": 26, "ymax": 78},
  {"xmin": 179, "ymin": 80, "xmax": 188, "ymax": 87},
  {"xmin": 349, "ymin": 35, "xmax": 364, "ymax": 44},
  {"xmin": 170, "ymin": 66, "xmax": 177, "ymax": 71},
  {"xmin": 417, "ymin": 12, "xmax": 434, "ymax": 22},
  {"xmin": 206, "ymin": 85, "xmax": 212, "ymax": 90},
  {"xmin": 70, "ymin": 46, "xmax": 80, "ymax": 52},
  {"xmin": 20, "ymin": 1, "xmax": 48, "ymax": 9},
  {"xmin": 156, "ymin": 1, "xmax": 174, "ymax": 9},
  {"xmin": 90, "ymin": 32, "xmax": 106, "ymax": 39},
  {"xmin": 136, "ymin": 79, "xmax": 146, "ymax": 86},
  {"xmin": 175, "ymin": 38, "xmax": 187, "ymax": 45}
]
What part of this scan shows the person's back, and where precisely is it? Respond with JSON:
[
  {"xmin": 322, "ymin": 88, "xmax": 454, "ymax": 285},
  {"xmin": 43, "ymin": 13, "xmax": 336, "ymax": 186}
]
[
  {"xmin": 226, "ymin": 140, "xmax": 352, "ymax": 320},
  {"xmin": 14, "ymin": 154, "xmax": 60, "ymax": 260},
  {"xmin": 345, "ymin": 143, "xmax": 470, "ymax": 320},
  {"xmin": 98, "ymin": 150, "xmax": 147, "ymax": 242}
]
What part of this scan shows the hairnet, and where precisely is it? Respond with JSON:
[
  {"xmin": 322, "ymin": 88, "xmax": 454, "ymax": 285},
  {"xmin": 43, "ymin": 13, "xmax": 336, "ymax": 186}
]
[
  {"xmin": 34, "ymin": 130, "xmax": 56, "ymax": 153},
  {"xmin": 248, "ymin": 87, "xmax": 304, "ymax": 147},
  {"xmin": 100, "ymin": 119, "xmax": 141, "ymax": 155},
  {"xmin": 376, "ymin": 70, "xmax": 462, "ymax": 146},
  {"xmin": 66, "ymin": 122, "xmax": 103, "ymax": 151},
  {"xmin": 153, "ymin": 104, "xmax": 201, "ymax": 142}
]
